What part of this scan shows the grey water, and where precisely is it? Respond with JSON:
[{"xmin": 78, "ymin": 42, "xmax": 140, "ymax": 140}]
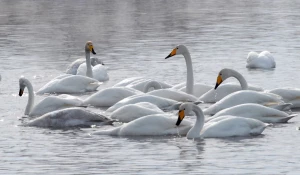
[{"xmin": 1, "ymin": 0, "xmax": 300, "ymax": 174}]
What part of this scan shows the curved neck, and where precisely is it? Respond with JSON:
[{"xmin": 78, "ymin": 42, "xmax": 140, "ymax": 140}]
[
  {"xmin": 24, "ymin": 79, "xmax": 34, "ymax": 115},
  {"xmin": 85, "ymin": 50, "xmax": 93, "ymax": 78},
  {"xmin": 187, "ymin": 104, "xmax": 204, "ymax": 139},
  {"xmin": 143, "ymin": 81, "xmax": 162, "ymax": 92},
  {"xmin": 229, "ymin": 70, "xmax": 248, "ymax": 90},
  {"xmin": 183, "ymin": 52, "xmax": 194, "ymax": 95}
]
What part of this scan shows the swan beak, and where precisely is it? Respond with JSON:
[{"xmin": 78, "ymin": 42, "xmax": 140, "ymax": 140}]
[
  {"xmin": 165, "ymin": 49, "xmax": 177, "ymax": 59},
  {"xmin": 176, "ymin": 110, "xmax": 185, "ymax": 126},
  {"xmin": 214, "ymin": 75, "xmax": 223, "ymax": 89},
  {"xmin": 19, "ymin": 89, "xmax": 24, "ymax": 96},
  {"xmin": 89, "ymin": 45, "xmax": 96, "ymax": 55}
]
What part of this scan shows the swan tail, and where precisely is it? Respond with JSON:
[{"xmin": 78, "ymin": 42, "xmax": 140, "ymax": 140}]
[
  {"xmin": 278, "ymin": 114, "xmax": 298, "ymax": 123},
  {"xmin": 87, "ymin": 82, "xmax": 102, "ymax": 91},
  {"xmin": 270, "ymin": 103, "xmax": 292, "ymax": 111}
]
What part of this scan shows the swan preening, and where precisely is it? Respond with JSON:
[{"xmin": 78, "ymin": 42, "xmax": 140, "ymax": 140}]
[{"xmin": 246, "ymin": 51, "xmax": 276, "ymax": 69}]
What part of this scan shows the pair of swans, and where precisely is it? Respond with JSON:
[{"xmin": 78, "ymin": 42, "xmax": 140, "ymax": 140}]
[
  {"xmin": 19, "ymin": 77, "xmax": 112, "ymax": 128},
  {"xmin": 94, "ymin": 103, "xmax": 267, "ymax": 138},
  {"xmin": 165, "ymin": 45, "xmax": 262, "ymax": 102},
  {"xmin": 37, "ymin": 41, "xmax": 103, "ymax": 94},
  {"xmin": 246, "ymin": 51, "xmax": 276, "ymax": 69}
]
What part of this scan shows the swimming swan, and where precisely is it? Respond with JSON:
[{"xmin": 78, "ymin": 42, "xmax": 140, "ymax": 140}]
[
  {"xmin": 246, "ymin": 51, "xmax": 276, "ymax": 69},
  {"xmin": 37, "ymin": 41, "xmax": 101, "ymax": 94},
  {"xmin": 176, "ymin": 103, "xmax": 268, "ymax": 139},
  {"xmin": 267, "ymin": 87, "xmax": 300, "ymax": 109},
  {"xmin": 204, "ymin": 68, "xmax": 288, "ymax": 115},
  {"xmin": 66, "ymin": 57, "xmax": 104, "ymax": 75},
  {"xmin": 165, "ymin": 45, "xmax": 213, "ymax": 97},
  {"xmin": 19, "ymin": 77, "xmax": 83, "ymax": 117},
  {"xmin": 24, "ymin": 107, "xmax": 113, "ymax": 128},
  {"xmin": 208, "ymin": 103, "xmax": 296, "ymax": 123}
]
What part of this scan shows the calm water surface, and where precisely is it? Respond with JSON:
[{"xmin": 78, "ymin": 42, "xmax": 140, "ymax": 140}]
[{"xmin": 0, "ymin": 0, "xmax": 300, "ymax": 174}]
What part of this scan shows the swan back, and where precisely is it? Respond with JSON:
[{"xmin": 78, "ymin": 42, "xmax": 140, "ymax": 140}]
[{"xmin": 246, "ymin": 51, "xmax": 276, "ymax": 69}]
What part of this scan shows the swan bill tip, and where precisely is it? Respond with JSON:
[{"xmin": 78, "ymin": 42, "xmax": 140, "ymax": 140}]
[
  {"xmin": 19, "ymin": 89, "xmax": 23, "ymax": 96},
  {"xmin": 92, "ymin": 48, "xmax": 96, "ymax": 55},
  {"xmin": 165, "ymin": 54, "xmax": 172, "ymax": 59}
]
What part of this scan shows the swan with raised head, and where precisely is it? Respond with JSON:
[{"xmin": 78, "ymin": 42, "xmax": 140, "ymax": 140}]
[
  {"xmin": 176, "ymin": 103, "xmax": 268, "ymax": 139},
  {"xmin": 267, "ymin": 87, "xmax": 300, "ymax": 109},
  {"xmin": 37, "ymin": 41, "xmax": 101, "ymax": 94},
  {"xmin": 110, "ymin": 102, "xmax": 165, "ymax": 123},
  {"xmin": 19, "ymin": 77, "xmax": 83, "ymax": 117},
  {"xmin": 207, "ymin": 103, "xmax": 296, "ymax": 123},
  {"xmin": 24, "ymin": 107, "xmax": 113, "ymax": 128},
  {"xmin": 66, "ymin": 57, "xmax": 104, "ymax": 75},
  {"xmin": 203, "ymin": 68, "xmax": 289, "ymax": 115},
  {"xmin": 165, "ymin": 45, "xmax": 212, "ymax": 97},
  {"xmin": 246, "ymin": 51, "xmax": 276, "ymax": 69}
]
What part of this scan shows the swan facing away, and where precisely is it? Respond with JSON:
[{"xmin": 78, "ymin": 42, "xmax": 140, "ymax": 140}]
[
  {"xmin": 77, "ymin": 63, "xmax": 109, "ymax": 82},
  {"xmin": 246, "ymin": 51, "xmax": 276, "ymax": 69},
  {"xmin": 19, "ymin": 77, "xmax": 83, "ymax": 117},
  {"xmin": 165, "ymin": 45, "xmax": 212, "ymax": 97},
  {"xmin": 267, "ymin": 87, "xmax": 300, "ymax": 109},
  {"xmin": 24, "ymin": 107, "xmax": 113, "ymax": 128},
  {"xmin": 66, "ymin": 57, "xmax": 104, "ymax": 75},
  {"xmin": 208, "ymin": 104, "xmax": 296, "ymax": 123},
  {"xmin": 176, "ymin": 103, "xmax": 268, "ymax": 139}
]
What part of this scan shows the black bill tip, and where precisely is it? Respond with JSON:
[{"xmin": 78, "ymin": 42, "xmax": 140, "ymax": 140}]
[
  {"xmin": 19, "ymin": 89, "xmax": 23, "ymax": 96},
  {"xmin": 214, "ymin": 83, "xmax": 220, "ymax": 90},
  {"xmin": 176, "ymin": 117, "xmax": 182, "ymax": 126},
  {"xmin": 165, "ymin": 54, "xmax": 172, "ymax": 59},
  {"xmin": 92, "ymin": 48, "xmax": 96, "ymax": 55}
]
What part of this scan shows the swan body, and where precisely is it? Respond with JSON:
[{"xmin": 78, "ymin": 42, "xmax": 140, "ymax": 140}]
[
  {"xmin": 93, "ymin": 114, "xmax": 192, "ymax": 136},
  {"xmin": 175, "ymin": 83, "xmax": 213, "ymax": 98},
  {"xmin": 208, "ymin": 103, "xmax": 296, "ymax": 123},
  {"xmin": 110, "ymin": 102, "xmax": 165, "ymax": 123},
  {"xmin": 267, "ymin": 87, "xmax": 300, "ymax": 108},
  {"xmin": 66, "ymin": 57, "xmax": 104, "ymax": 75},
  {"xmin": 246, "ymin": 51, "xmax": 276, "ymax": 69},
  {"xmin": 25, "ymin": 108, "xmax": 113, "ymax": 128},
  {"xmin": 77, "ymin": 63, "xmax": 109, "ymax": 82},
  {"xmin": 82, "ymin": 87, "xmax": 142, "ymax": 107},
  {"xmin": 199, "ymin": 83, "xmax": 263, "ymax": 103},
  {"xmin": 19, "ymin": 77, "xmax": 83, "ymax": 117},
  {"xmin": 106, "ymin": 94, "xmax": 179, "ymax": 112},
  {"xmin": 176, "ymin": 103, "xmax": 268, "ymax": 139}
]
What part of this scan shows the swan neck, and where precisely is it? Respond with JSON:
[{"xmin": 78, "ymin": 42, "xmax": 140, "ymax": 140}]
[
  {"xmin": 183, "ymin": 52, "xmax": 194, "ymax": 95},
  {"xmin": 187, "ymin": 104, "xmax": 204, "ymax": 139},
  {"xmin": 85, "ymin": 51, "xmax": 93, "ymax": 78},
  {"xmin": 24, "ymin": 79, "xmax": 34, "ymax": 115},
  {"xmin": 143, "ymin": 81, "xmax": 162, "ymax": 93},
  {"xmin": 230, "ymin": 70, "xmax": 248, "ymax": 90}
]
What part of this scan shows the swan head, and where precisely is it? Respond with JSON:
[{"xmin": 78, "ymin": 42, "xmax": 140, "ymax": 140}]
[
  {"xmin": 85, "ymin": 41, "xmax": 96, "ymax": 55},
  {"xmin": 176, "ymin": 103, "xmax": 192, "ymax": 126},
  {"xmin": 165, "ymin": 45, "xmax": 189, "ymax": 59},
  {"xmin": 214, "ymin": 68, "xmax": 233, "ymax": 89},
  {"xmin": 19, "ymin": 77, "xmax": 27, "ymax": 96}
]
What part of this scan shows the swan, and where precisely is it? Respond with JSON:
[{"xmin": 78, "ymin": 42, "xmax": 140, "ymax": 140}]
[
  {"xmin": 199, "ymin": 69, "xmax": 263, "ymax": 103},
  {"xmin": 66, "ymin": 57, "xmax": 104, "ymax": 75},
  {"xmin": 82, "ymin": 87, "xmax": 142, "ymax": 107},
  {"xmin": 24, "ymin": 107, "xmax": 113, "ymax": 128},
  {"xmin": 246, "ymin": 51, "xmax": 276, "ymax": 69},
  {"xmin": 144, "ymin": 80, "xmax": 198, "ymax": 102},
  {"xmin": 110, "ymin": 102, "xmax": 165, "ymax": 123},
  {"xmin": 267, "ymin": 87, "xmax": 300, "ymax": 109},
  {"xmin": 19, "ymin": 77, "xmax": 83, "ymax": 117},
  {"xmin": 77, "ymin": 63, "xmax": 109, "ymax": 82},
  {"xmin": 37, "ymin": 41, "xmax": 101, "ymax": 94},
  {"xmin": 165, "ymin": 45, "xmax": 213, "ymax": 97},
  {"xmin": 93, "ymin": 113, "xmax": 192, "ymax": 136},
  {"xmin": 207, "ymin": 103, "xmax": 296, "ymax": 123},
  {"xmin": 176, "ymin": 103, "xmax": 268, "ymax": 139}
]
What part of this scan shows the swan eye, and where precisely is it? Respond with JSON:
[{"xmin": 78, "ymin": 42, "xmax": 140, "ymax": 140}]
[{"xmin": 176, "ymin": 47, "xmax": 178, "ymax": 50}]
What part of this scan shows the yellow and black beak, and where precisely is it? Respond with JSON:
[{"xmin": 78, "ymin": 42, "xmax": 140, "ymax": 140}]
[
  {"xmin": 165, "ymin": 48, "xmax": 177, "ymax": 59},
  {"xmin": 19, "ymin": 89, "xmax": 24, "ymax": 96},
  {"xmin": 89, "ymin": 45, "xmax": 96, "ymax": 55},
  {"xmin": 176, "ymin": 109, "xmax": 185, "ymax": 126},
  {"xmin": 214, "ymin": 75, "xmax": 223, "ymax": 89}
]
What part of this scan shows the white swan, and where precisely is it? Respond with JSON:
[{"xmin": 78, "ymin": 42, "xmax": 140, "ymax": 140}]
[
  {"xmin": 176, "ymin": 103, "xmax": 268, "ymax": 139},
  {"xmin": 207, "ymin": 103, "xmax": 296, "ymax": 123},
  {"xmin": 246, "ymin": 51, "xmax": 276, "ymax": 69},
  {"xmin": 110, "ymin": 102, "xmax": 165, "ymax": 123},
  {"xmin": 165, "ymin": 45, "xmax": 213, "ymax": 97},
  {"xmin": 267, "ymin": 87, "xmax": 300, "ymax": 109},
  {"xmin": 19, "ymin": 77, "xmax": 83, "ymax": 117},
  {"xmin": 82, "ymin": 87, "xmax": 142, "ymax": 107},
  {"xmin": 77, "ymin": 63, "xmax": 109, "ymax": 82},
  {"xmin": 93, "ymin": 113, "xmax": 192, "ymax": 136},
  {"xmin": 24, "ymin": 107, "xmax": 113, "ymax": 128},
  {"xmin": 37, "ymin": 41, "xmax": 101, "ymax": 94},
  {"xmin": 66, "ymin": 57, "xmax": 104, "ymax": 75},
  {"xmin": 199, "ymin": 69, "xmax": 263, "ymax": 103},
  {"xmin": 204, "ymin": 68, "xmax": 288, "ymax": 115},
  {"xmin": 144, "ymin": 80, "xmax": 198, "ymax": 102}
]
